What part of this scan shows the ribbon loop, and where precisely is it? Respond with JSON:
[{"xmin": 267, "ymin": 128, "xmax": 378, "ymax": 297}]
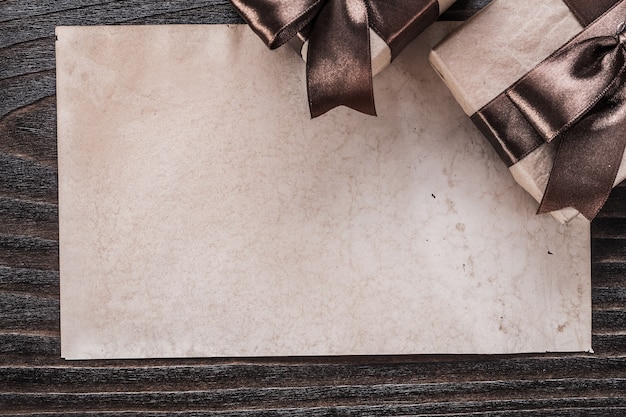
[{"xmin": 507, "ymin": 36, "xmax": 624, "ymax": 143}]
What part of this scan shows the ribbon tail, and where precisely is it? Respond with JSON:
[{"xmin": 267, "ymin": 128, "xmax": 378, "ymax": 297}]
[
  {"xmin": 537, "ymin": 109, "xmax": 626, "ymax": 220},
  {"xmin": 306, "ymin": 0, "xmax": 375, "ymax": 118}
]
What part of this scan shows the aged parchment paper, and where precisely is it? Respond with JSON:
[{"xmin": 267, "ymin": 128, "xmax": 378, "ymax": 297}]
[{"xmin": 57, "ymin": 24, "xmax": 591, "ymax": 359}]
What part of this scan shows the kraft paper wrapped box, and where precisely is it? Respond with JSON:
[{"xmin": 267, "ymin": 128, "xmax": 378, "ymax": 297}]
[
  {"xmin": 430, "ymin": 0, "xmax": 626, "ymax": 223},
  {"xmin": 287, "ymin": 0, "xmax": 459, "ymax": 76},
  {"xmin": 231, "ymin": 0, "xmax": 458, "ymax": 117}
]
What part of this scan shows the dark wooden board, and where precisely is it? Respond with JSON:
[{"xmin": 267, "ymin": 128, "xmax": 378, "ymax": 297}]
[{"xmin": 2, "ymin": 0, "xmax": 625, "ymax": 415}]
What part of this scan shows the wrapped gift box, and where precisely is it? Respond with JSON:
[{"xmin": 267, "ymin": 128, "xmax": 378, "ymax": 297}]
[
  {"xmin": 430, "ymin": 0, "xmax": 625, "ymax": 222},
  {"xmin": 231, "ymin": 0, "xmax": 458, "ymax": 116},
  {"xmin": 291, "ymin": 0, "xmax": 459, "ymax": 77}
]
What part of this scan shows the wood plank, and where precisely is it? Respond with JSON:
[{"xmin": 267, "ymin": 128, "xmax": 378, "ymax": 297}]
[
  {"xmin": 0, "ymin": 292, "xmax": 59, "ymax": 332},
  {"xmin": 0, "ymin": 234, "xmax": 58, "ymax": 270},
  {"xmin": 593, "ymin": 287, "xmax": 626, "ymax": 306},
  {"xmin": 0, "ymin": 197, "xmax": 58, "ymax": 241},
  {"xmin": 1, "ymin": 397, "xmax": 626, "ymax": 416},
  {"xmin": 0, "ymin": 332, "xmax": 60, "ymax": 357},
  {"xmin": 2, "ymin": 408, "xmax": 626, "ymax": 417},
  {"xmin": 1, "ymin": 356, "xmax": 625, "ymax": 391},
  {"xmin": 0, "ymin": 96, "xmax": 57, "ymax": 168},
  {"xmin": 2, "ymin": 381, "xmax": 626, "ymax": 412},
  {"xmin": 593, "ymin": 334, "xmax": 626, "ymax": 355}
]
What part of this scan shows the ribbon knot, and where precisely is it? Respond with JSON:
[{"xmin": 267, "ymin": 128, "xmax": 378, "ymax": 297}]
[{"xmin": 230, "ymin": 0, "xmax": 439, "ymax": 118}]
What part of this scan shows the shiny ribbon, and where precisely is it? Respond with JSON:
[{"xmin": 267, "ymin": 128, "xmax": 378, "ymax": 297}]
[
  {"xmin": 564, "ymin": 0, "xmax": 620, "ymax": 26},
  {"xmin": 472, "ymin": 2, "xmax": 626, "ymax": 220},
  {"xmin": 229, "ymin": 0, "xmax": 439, "ymax": 118}
]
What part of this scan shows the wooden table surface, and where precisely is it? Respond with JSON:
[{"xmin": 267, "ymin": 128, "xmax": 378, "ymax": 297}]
[{"xmin": 2, "ymin": 0, "xmax": 625, "ymax": 415}]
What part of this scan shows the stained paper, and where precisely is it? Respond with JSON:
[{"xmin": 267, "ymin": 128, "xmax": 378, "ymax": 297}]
[{"xmin": 57, "ymin": 24, "xmax": 591, "ymax": 359}]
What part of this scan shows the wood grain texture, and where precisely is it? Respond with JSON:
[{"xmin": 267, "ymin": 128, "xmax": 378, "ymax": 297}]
[{"xmin": 2, "ymin": 0, "xmax": 625, "ymax": 415}]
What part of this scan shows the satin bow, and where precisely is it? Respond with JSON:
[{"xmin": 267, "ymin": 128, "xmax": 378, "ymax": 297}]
[
  {"xmin": 473, "ymin": 11, "xmax": 626, "ymax": 220},
  {"xmin": 513, "ymin": 22, "xmax": 626, "ymax": 219},
  {"xmin": 230, "ymin": 0, "xmax": 438, "ymax": 118}
]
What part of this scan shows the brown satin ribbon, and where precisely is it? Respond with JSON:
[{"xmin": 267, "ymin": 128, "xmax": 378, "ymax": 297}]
[
  {"xmin": 471, "ymin": 1, "xmax": 626, "ymax": 220},
  {"xmin": 229, "ymin": 0, "xmax": 439, "ymax": 118},
  {"xmin": 564, "ymin": 0, "xmax": 620, "ymax": 26}
]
